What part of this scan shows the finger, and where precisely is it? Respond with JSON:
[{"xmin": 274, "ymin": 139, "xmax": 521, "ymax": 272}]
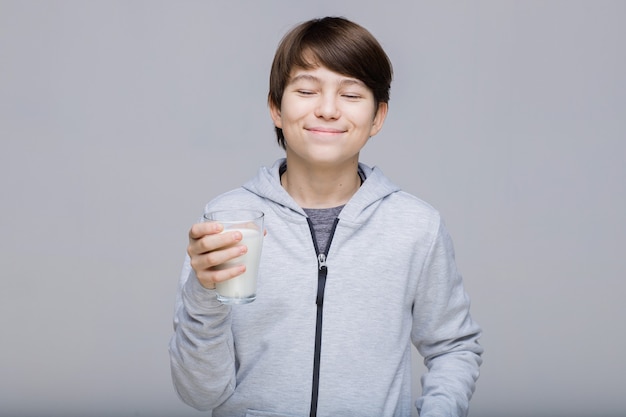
[
  {"xmin": 199, "ymin": 264, "xmax": 247, "ymax": 285},
  {"xmin": 203, "ymin": 243, "xmax": 247, "ymax": 268},
  {"xmin": 189, "ymin": 241, "xmax": 247, "ymax": 275},
  {"xmin": 189, "ymin": 221, "xmax": 223, "ymax": 240},
  {"xmin": 190, "ymin": 230, "xmax": 243, "ymax": 256}
]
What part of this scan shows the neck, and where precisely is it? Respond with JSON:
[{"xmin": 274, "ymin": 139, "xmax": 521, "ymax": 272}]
[{"xmin": 281, "ymin": 161, "xmax": 362, "ymax": 209}]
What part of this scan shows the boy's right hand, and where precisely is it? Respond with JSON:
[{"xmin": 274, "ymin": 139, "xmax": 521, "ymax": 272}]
[{"xmin": 187, "ymin": 221, "xmax": 248, "ymax": 289}]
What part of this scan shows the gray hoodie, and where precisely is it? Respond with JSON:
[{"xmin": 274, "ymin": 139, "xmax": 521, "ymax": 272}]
[{"xmin": 169, "ymin": 159, "xmax": 483, "ymax": 417}]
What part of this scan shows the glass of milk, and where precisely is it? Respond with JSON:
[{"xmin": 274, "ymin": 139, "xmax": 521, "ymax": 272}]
[{"xmin": 203, "ymin": 209, "xmax": 264, "ymax": 305}]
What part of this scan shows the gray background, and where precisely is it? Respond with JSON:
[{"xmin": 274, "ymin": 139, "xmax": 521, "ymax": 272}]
[{"xmin": 1, "ymin": 1, "xmax": 624, "ymax": 416}]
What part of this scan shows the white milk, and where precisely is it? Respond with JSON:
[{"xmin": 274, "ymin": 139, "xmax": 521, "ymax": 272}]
[{"xmin": 214, "ymin": 228, "xmax": 263, "ymax": 303}]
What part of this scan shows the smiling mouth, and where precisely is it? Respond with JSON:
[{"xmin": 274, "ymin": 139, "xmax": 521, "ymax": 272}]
[{"xmin": 306, "ymin": 127, "xmax": 346, "ymax": 134}]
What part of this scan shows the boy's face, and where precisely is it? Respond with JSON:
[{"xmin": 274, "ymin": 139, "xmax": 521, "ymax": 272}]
[{"xmin": 270, "ymin": 65, "xmax": 387, "ymax": 169}]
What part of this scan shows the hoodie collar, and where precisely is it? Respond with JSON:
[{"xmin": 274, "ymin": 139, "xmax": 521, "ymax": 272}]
[{"xmin": 242, "ymin": 158, "xmax": 400, "ymax": 223}]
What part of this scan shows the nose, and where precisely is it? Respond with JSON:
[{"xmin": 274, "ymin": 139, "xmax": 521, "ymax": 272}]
[{"xmin": 314, "ymin": 93, "xmax": 340, "ymax": 120}]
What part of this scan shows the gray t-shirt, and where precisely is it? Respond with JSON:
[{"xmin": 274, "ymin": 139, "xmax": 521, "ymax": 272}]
[{"xmin": 303, "ymin": 205, "xmax": 343, "ymax": 253}]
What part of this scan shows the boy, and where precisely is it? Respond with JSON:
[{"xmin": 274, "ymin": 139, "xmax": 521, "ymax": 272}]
[{"xmin": 170, "ymin": 16, "xmax": 482, "ymax": 417}]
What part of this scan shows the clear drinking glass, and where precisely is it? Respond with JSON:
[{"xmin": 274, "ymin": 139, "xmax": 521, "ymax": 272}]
[{"xmin": 203, "ymin": 209, "xmax": 264, "ymax": 304}]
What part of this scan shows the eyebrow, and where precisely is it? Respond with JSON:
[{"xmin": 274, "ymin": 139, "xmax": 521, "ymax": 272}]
[{"xmin": 289, "ymin": 73, "xmax": 366, "ymax": 88}]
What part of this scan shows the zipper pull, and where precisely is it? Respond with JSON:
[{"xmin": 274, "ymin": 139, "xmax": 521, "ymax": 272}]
[
  {"xmin": 316, "ymin": 253, "xmax": 328, "ymax": 306},
  {"xmin": 317, "ymin": 253, "xmax": 327, "ymax": 270}
]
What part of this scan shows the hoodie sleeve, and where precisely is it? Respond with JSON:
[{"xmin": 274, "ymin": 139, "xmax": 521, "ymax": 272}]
[
  {"xmin": 168, "ymin": 255, "xmax": 236, "ymax": 411},
  {"xmin": 412, "ymin": 218, "xmax": 483, "ymax": 417}
]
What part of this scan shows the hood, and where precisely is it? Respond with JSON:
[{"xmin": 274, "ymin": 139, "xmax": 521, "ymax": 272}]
[{"xmin": 242, "ymin": 158, "xmax": 401, "ymax": 224}]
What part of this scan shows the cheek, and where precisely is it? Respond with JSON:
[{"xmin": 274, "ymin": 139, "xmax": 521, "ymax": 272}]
[
  {"xmin": 279, "ymin": 104, "xmax": 304, "ymax": 126},
  {"xmin": 354, "ymin": 109, "xmax": 378, "ymax": 129}
]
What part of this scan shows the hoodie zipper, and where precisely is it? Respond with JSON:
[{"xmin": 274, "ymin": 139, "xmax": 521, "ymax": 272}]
[{"xmin": 307, "ymin": 217, "xmax": 339, "ymax": 417}]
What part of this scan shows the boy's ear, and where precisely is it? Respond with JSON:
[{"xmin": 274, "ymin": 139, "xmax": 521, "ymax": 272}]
[
  {"xmin": 269, "ymin": 101, "xmax": 282, "ymax": 129},
  {"xmin": 369, "ymin": 102, "xmax": 388, "ymax": 137}
]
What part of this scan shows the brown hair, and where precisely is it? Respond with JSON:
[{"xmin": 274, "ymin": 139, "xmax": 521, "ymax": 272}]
[{"xmin": 268, "ymin": 17, "xmax": 393, "ymax": 149}]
